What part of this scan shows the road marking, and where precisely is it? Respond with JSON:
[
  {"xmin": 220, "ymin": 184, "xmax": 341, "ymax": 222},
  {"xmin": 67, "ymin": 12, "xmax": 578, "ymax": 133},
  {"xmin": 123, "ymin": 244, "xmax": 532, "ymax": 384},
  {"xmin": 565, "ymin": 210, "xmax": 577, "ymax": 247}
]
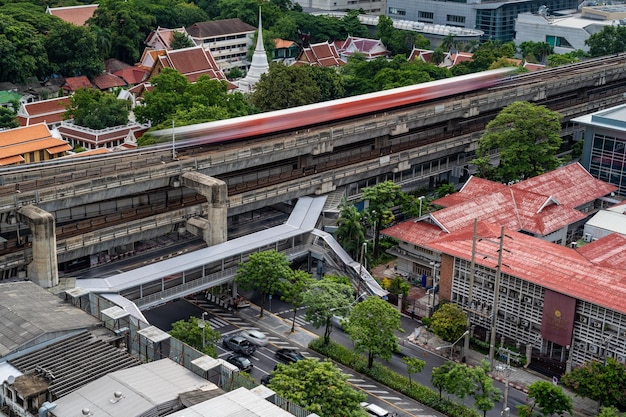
[
  {"xmin": 367, "ymin": 390, "xmax": 390, "ymax": 394},
  {"xmin": 379, "ymin": 396, "xmax": 402, "ymax": 401},
  {"xmin": 348, "ymin": 378, "xmax": 366, "ymax": 383}
]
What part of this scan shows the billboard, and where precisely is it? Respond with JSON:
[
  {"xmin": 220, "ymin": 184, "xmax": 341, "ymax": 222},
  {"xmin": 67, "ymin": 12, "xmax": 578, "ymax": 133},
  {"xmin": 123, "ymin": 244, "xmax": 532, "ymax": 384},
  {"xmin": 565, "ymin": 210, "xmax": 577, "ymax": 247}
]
[{"xmin": 541, "ymin": 289, "xmax": 576, "ymax": 346}]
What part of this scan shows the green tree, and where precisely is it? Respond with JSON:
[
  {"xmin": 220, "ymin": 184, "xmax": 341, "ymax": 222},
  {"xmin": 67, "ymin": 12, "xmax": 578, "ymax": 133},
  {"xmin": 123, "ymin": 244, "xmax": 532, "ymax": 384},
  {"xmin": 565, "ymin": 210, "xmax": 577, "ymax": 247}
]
[
  {"xmin": 250, "ymin": 62, "xmax": 322, "ymax": 111},
  {"xmin": 0, "ymin": 107, "xmax": 19, "ymax": 129},
  {"xmin": 88, "ymin": 0, "xmax": 157, "ymax": 64},
  {"xmin": 441, "ymin": 33, "xmax": 458, "ymax": 53},
  {"xmin": 547, "ymin": 51, "xmax": 584, "ymax": 67},
  {"xmin": 429, "ymin": 303, "xmax": 468, "ymax": 343},
  {"xmin": 91, "ymin": 26, "xmax": 113, "ymax": 58},
  {"xmin": 335, "ymin": 200, "xmax": 365, "ymax": 260},
  {"xmin": 0, "ymin": 13, "xmax": 48, "ymax": 83},
  {"xmin": 598, "ymin": 406, "xmax": 626, "ymax": 417},
  {"xmin": 431, "ymin": 361, "xmax": 456, "ymax": 399},
  {"xmin": 585, "ymin": 25, "xmax": 626, "ymax": 57},
  {"xmin": 361, "ymin": 180, "xmax": 401, "ymax": 257},
  {"xmin": 561, "ymin": 357, "xmax": 626, "ymax": 410},
  {"xmin": 341, "ymin": 10, "xmax": 369, "ymax": 38},
  {"xmin": 65, "ymin": 88, "xmax": 130, "ymax": 130},
  {"xmin": 517, "ymin": 381, "xmax": 573, "ymax": 417},
  {"xmin": 471, "ymin": 361, "xmax": 502, "ymax": 417},
  {"xmin": 170, "ymin": 31, "xmax": 194, "ymax": 50},
  {"xmin": 279, "ymin": 269, "xmax": 314, "ymax": 333},
  {"xmin": 347, "ymin": 296, "xmax": 402, "ymax": 368},
  {"xmin": 303, "ymin": 279, "xmax": 353, "ymax": 345},
  {"xmin": 472, "ymin": 101, "xmax": 563, "ymax": 183},
  {"xmin": 268, "ymin": 359, "xmax": 368, "ymax": 417},
  {"xmin": 402, "ymin": 356, "xmax": 425, "ymax": 388},
  {"xmin": 45, "ymin": 22, "xmax": 103, "ymax": 78},
  {"xmin": 169, "ymin": 316, "xmax": 221, "ymax": 357},
  {"xmin": 235, "ymin": 249, "xmax": 291, "ymax": 317}
]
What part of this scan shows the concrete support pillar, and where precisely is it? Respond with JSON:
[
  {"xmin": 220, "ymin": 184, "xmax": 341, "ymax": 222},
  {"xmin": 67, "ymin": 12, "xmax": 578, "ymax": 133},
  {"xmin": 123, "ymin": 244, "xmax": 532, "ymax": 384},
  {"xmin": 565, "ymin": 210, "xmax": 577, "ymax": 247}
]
[
  {"xmin": 181, "ymin": 172, "xmax": 227, "ymax": 246},
  {"xmin": 17, "ymin": 205, "xmax": 58, "ymax": 288}
]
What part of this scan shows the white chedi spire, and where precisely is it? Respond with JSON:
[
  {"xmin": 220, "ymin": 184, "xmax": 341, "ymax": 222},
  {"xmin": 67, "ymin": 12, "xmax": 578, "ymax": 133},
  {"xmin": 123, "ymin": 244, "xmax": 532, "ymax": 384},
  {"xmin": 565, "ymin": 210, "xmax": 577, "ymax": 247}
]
[{"xmin": 238, "ymin": 8, "xmax": 269, "ymax": 92}]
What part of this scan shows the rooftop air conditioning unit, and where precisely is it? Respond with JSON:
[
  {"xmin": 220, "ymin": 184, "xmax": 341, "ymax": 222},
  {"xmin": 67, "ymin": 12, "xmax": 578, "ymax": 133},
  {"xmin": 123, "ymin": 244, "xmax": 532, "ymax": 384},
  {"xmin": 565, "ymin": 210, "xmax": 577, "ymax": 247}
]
[
  {"xmin": 524, "ymin": 296, "xmax": 533, "ymax": 304},
  {"xmin": 589, "ymin": 345, "xmax": 598, "ymax": 354},
  {"xmin": 583, "ymin": 233, "xmax": 592, "ymax": 242},
  {"xmin": 579, "ymin": 316, "xmax": 588, "ymax": 324},
  {"xmin": 594, "ymin": 321, "xmax": 603, "ymax": 329}
]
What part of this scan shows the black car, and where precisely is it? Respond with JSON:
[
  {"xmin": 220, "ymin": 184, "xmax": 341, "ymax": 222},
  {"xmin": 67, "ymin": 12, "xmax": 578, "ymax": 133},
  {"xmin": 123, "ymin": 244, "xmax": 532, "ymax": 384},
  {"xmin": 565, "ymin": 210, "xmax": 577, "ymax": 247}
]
[
  {"xmin": 275, "ymin": 348, "xmax": 306, "ymax": 363},
  {"xmin": 260, "ymin": 373, "xmax": 273, "ymax": 385},
  {"xmin": 226, "ymin": 354, "xmax": 253, "ymax": 372}
]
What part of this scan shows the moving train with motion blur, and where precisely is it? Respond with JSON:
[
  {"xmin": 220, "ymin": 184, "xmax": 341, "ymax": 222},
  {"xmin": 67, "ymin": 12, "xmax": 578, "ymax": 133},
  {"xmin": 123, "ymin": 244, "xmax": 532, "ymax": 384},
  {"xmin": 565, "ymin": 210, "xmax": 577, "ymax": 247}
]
[{"xmin": 151, "ymin": 67, "xmax": 515, "ymax": 147}]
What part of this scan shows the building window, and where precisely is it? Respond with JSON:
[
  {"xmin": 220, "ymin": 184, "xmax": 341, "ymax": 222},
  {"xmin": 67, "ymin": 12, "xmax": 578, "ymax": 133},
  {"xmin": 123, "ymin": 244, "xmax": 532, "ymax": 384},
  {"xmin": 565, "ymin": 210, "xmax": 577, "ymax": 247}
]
[
  {"xmin": 545, "ymin": 35, "xmax": 573, "ymax": 49},
  {"xmin": 447, "ymin": 14, "xmax": 466, "ymax": 24},
  {"xmin": 389, "ymin": 7, "xmax": 406, "ymax": 15},
  {"xmin": 418, "ymin": 11, "xmax": 434, "ymax": 19}
]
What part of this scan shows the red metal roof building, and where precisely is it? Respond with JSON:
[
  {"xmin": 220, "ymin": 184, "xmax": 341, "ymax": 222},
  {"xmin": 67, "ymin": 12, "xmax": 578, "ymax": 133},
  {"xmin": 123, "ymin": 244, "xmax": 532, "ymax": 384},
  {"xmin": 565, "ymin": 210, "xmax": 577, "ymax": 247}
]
[{"xmin": 381, "ymin": 163, "xmax": 624, "ymax": 371}]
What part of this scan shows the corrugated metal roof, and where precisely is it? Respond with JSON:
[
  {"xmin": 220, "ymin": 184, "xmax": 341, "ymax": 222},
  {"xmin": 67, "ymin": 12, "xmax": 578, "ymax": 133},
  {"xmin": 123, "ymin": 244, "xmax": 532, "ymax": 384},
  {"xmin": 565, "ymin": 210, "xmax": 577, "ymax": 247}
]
[
  {"xmin": 186, "ymin": 19, "xmax": 255, "ymax": 38},
  {"xmin": 427, "ymin": 222, "xmax": 626, "ymax": 314},
  {"xmin": 0, "ymin": 282, "xmax": 101, "ymax": 358},
  {"xmin": 50, "ymin": 358, "xmax": 213, "ymax": 417},
  {"xmin": 586, "ymin": 210, "xmax": 626, "ymax": 236},
  {"xmin": 168, "ymin": 387, "xmax": 297, "ymax": 416}
]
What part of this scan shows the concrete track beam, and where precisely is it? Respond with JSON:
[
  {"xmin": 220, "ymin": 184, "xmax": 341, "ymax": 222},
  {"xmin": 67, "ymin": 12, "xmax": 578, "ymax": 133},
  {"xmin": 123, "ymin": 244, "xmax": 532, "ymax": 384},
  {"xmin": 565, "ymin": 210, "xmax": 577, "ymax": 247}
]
[
  {"xmin": 181, "ymin": 172, "xmax": 227, "ymax": 245},
  {"xmin": 17, "ymin": 205, "xmax": 58, "ymax": 288}
]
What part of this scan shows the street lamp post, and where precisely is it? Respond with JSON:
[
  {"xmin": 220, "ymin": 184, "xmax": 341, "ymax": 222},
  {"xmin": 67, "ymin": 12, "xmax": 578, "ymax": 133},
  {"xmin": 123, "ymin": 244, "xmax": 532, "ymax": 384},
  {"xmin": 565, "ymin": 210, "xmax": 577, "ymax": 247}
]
[
  {"xmin": 200, "ymin": 312, "xmax": 208, "ymax": 349},
  {"xmin": 436, "ymin": 330, "xmax": 470, "ymax": 359},
  {"xmin": 418, "ymin": 196, "xmax": 425, "ymax": 217},
  {"xmin": 429, "ymin": 261, "xmax": 440, "ymax": 312},
  {"xmin": 497, "ymin": 347, "xmax": 519, "ymax": 417}
]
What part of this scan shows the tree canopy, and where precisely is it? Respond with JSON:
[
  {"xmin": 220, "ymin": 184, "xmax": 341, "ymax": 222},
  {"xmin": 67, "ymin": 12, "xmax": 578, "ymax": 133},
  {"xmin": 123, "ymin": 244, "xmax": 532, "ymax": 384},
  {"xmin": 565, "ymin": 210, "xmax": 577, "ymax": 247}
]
[
  {"xmin": 517, "ymin": 381, "xmax": 573, "ymax": 417},
  {"xmin": 586, "ymin": 25, "xmax": 626, "ymax": 57},
  {"xmin": 279, "ymin": 269, "xmax": 315, "ymax": 333},
  {"xmin": 45, "ymin": 22, "xmax": 104, "ymax": 79},
  {"xmin": 361, "ymin": 180, "xmax": 401, "ymax": 256},
  {"xmin": 303, "ymin": 278, "xmax": 353, "ymax": 345},
  {"xmin": 561, "ymin": 357, "xmax": 626, "ymax": 410},
  {"xmin": 472, "ymin": 101, "xmax": 563, "ymax": 183},
  {"xmin": 268, "ymin": 359, "xmax": 368, "ymax": 417},
  {"xmin": 65, "ymin": 88, "xmax": 130, "ymax": 130},
  {"xmin": 335, "ymin": 200, "xmax": 365, "ymax": 260},
  {"xmin": 347, "ymin": 296, "xmax": 402, "ymax": 368},
  {"xmin": 235, "ymin": 249, "xmax": 291, "ymax": 317},
  {"xmin": 169, "ymin": 316, "xmax": 221, "ymax": 357},
  {"xmin": 429, "ymin": 303, "xmax": 468, "ymax": 343}
]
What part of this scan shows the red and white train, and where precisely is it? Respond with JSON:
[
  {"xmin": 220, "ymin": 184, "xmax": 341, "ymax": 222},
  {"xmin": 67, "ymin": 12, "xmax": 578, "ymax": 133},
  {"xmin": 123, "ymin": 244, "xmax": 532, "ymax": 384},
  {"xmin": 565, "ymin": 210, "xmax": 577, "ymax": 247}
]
[{"xmin": 152, "ymin": 67, "xmax": 514, "ymax": 147}]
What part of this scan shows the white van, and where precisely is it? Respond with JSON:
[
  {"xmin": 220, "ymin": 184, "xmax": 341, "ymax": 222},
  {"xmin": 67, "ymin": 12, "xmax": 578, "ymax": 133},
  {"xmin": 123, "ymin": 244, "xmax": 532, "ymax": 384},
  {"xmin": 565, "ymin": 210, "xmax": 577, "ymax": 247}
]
[{"xmin": 360, "ymin": 402, "xmax": 390, "ymax": 417}]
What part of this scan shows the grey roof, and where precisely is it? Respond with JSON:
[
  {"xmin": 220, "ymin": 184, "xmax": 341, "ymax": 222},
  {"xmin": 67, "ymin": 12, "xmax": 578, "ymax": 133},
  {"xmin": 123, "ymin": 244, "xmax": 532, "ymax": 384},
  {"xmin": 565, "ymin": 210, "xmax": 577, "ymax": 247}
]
[
  {"xmin": 167, "ymin": 387, "xmax": 297, "ymax": 417},
  {"xmin": 50, "ymin": 358, "xmax": 214, "ymax": 417},
  {"xmin": 0, "ymin": 281, "xmax": 101, "ymax": 357},
  {"xmin": 186, "ymin": 18, "xmax": 255, "ymax": 38},
  {"xmin": 8, "ymin": 330, "xmax": 141, "ymax": 399}
]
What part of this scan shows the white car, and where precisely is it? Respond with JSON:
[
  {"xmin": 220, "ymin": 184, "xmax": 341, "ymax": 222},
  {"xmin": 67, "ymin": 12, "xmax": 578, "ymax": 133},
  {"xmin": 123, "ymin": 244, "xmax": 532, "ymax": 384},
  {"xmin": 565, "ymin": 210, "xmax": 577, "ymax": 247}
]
[
  {"xmin": 239, "ymin": 330, "xmax": 268, "ymax": 346},
  {"xmin": 360, "ymin": 402, "xmax": 390, "ymax": 417}
]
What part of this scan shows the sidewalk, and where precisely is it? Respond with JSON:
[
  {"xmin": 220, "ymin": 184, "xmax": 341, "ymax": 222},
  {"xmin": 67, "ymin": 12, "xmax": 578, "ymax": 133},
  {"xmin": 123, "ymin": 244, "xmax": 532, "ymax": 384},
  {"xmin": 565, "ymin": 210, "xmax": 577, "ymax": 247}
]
[{"xmin": 238, "ymin": 301, "xmax": 599, "ymax": 417}]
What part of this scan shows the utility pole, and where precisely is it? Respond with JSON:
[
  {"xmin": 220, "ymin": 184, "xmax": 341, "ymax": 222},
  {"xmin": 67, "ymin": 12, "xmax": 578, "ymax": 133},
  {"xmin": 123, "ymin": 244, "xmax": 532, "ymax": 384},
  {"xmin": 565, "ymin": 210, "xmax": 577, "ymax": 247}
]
[
  {"xmin": 488, "ymin": 226, "xmax": 506, "ymax": 369},
  {"xmin": 463, "ymin": 219, "xmax": 478, "ymax": 360},
  {"xmin": 497, "ymin": 347, "xmax": 519, "ymax": 416}
]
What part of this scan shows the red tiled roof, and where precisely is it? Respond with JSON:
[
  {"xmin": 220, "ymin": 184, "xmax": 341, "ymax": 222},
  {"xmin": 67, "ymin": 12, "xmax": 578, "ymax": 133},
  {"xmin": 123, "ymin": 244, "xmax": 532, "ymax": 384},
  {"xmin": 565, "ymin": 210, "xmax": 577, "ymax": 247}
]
[
  {"xmin": 409, "ymin": 49, "xmax": 433, "ymax": 63},
  {"xmin": 274, "ymin": 39, "xmax": 297, "ymax": 49},
  {"xmin": 156, "ymin": 46, "xmax": 235, "ymax": 88},
  {"xmin": 523, "ymin": 62, "xmax": 546, "ymax": 72},
  {"xmin": 64, "ymin": 76, "xmax": 93, "ymax": 92},
  {"xmin": 105, "ymin": 58, "xmax": 132, "ymax": 74},
  {"xmin": 93, "ymin": 73, "xmax": 127, "ymax": 90},
  {"xmin": 296, "ymin": 42, "xmax": 345, "ymax": 67},
  {"xmin": 113, "ymin": 66, "xmax": 149, "ymax": 85},
  {"xmin": 426, "ymin": 222, "xmax": 626, "ymax": 314},
  {"xmin": 340, "ymin": 36, "xmax": 389, "ymax": 59},
  {"xmin": 425, "ymin": 163, "xmax": 617, "ymax": 236},
  {"xmin": 47, "ymin": 4, "xmax": 98, "ymax": 26},
  {"xmin": 17, "ymin": 97, "xmax": 71, "ymax": 127},
  {"xmin": 0, "ymin": 124, "xmax": 70, "ymax": 164}
]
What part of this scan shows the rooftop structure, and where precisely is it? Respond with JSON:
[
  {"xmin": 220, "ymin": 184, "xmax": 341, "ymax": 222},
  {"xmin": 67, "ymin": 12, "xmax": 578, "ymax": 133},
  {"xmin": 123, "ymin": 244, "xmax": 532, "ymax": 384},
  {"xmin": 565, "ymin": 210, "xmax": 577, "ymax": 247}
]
[
  {"xmin": 573, "ymin": 103, "xmax": 626, "ymax": 195},
  {"xmin": 0, "ymin": 123, "xmax": 72, "ymax": 166},
  {"xmin": 16, "ymin": 97, "xmax": 71, "ymax": 128},
  {"xmin": 151, "ymin": 46, "xmax": 235, "ymax": 88},
  {"xmin": 515, "ymin": 7, "xmax": 623, "ymax": 54},
  {"xmin": 46, "ymin": 4, "xmax": 98, "ymax": 26},
  {"xmin": 238, "ymin": 9, "xmax": 270, "ymax": 93},
  {"xmin": 294, "ymin": 42, "xmax": 346, "ymax": 67}
]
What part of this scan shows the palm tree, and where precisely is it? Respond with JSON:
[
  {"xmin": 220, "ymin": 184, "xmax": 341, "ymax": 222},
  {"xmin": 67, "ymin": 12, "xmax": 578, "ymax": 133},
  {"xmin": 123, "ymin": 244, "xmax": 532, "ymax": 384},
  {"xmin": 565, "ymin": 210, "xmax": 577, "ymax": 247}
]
[
  {"xmin": 441, "ymin": 33, "xmax": 458, "ymax": 53},
  {"xmin": 335, "ymin": 200, "xmax": 365, "ymax": 259},
  {"xmin": 92, "ymin": 26, "xmax": 112, "ymax": 58}
]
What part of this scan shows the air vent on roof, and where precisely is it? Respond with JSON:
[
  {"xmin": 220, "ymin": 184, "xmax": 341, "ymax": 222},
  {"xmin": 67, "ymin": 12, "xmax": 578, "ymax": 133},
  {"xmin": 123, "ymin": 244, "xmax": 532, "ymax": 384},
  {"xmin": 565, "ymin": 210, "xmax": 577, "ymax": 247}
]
[{"xmin": 583, "ymin": 233, "xmax": 592, "ymax": 242}]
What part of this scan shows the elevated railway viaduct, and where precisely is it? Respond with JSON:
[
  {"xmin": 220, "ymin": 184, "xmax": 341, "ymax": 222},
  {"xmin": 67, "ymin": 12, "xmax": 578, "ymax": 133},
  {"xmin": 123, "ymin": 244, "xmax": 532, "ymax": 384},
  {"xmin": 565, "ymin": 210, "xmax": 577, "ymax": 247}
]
[{"xmin": 2, "ymin": 56, "xmax": 626, "ymax": 283}]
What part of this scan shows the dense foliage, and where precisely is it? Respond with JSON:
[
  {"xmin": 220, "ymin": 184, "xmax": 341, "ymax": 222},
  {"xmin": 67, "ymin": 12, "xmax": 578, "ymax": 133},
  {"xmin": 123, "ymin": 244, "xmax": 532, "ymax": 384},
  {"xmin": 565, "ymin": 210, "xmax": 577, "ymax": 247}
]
[
  {"xmin": 303, "ymin": 278, "xmax": 353, "ymax": 345},
  {"xmin": 472, "ymin": 101, "xmax": 563, "ymax": 182},
  {"xmin": 65, "ymin": 88, "xmax": 130, "ymax": 130},
  {"xmin": 517, "ymin": 381, "xmax": 573, "ymax": 417},
  {"xmin": 429, "ymin": 303, "xmax": 468, "ymax": 343},
  {"xmin": 169, "ymin": 316, "xmax": 221, "ymax": 357},
  {"xmin": 561, "ymin": 358, "xmax": 626, "ymax": 410},
  {"xmin": 268, "ymin": 359, "xmax": 368, "ymax": 417}
]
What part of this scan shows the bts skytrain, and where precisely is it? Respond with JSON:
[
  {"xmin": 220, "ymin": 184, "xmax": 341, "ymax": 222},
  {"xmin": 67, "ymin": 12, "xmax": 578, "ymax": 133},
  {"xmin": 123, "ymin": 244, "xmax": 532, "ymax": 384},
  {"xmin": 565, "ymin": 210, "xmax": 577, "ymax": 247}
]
[{"xmin": 151, "ymin": 67, "xmax": 514, "ymax": 146}]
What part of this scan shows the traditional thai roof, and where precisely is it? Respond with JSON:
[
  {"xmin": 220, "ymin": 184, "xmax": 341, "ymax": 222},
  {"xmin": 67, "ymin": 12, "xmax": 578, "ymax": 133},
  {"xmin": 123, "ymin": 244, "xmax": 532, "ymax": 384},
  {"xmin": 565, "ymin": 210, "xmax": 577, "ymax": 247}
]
[
  {"xmin": 16, "ymin": 97, "xmax": 71, "ymax": 127},
  {"xmin": 294, "ymin": 42, "xmax": 346, "ymax": 67},
  {"xmin": 63, "ymin": 76, "xmax": 93, "ymax": 93},
  {"xmin": 46, "ymin": 4, "xmax": 98, "ymax": 26},
  {"xmin": 156, "ymin": 46, "xmax": 234, "ymax": 87},
  {"xmin": 408, "ymin": 48, "xmax": 434, "ymax": 63},
  {"xmin": 93, "ymin": 73, "xmax": 127, "ymax": 90},
  {"xmin": 338, "ymin": 36, "xmax": 389, "ymax": 60}
]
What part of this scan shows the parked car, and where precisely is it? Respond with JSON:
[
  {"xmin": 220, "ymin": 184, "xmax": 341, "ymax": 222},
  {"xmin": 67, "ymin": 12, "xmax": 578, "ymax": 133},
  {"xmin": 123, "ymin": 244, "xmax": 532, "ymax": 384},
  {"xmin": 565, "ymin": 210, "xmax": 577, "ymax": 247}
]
[
  {"xmin": 226, "ymin": 354, "xmax": 253, "ymax": 372},
  {"xmin": 275, "ymin": 348, "xmax": 306, "ymax": 363},
  {"xmin": 222, "ymin": 335, "xmax": 256, "ymax": 355},
  {"xmin": 240, "ymin": 329, "xmax": 268, "ymax": 346},
  {"xmin": 260, "ymin": 373, "xmax": 273, "ymax": 385},
  {"xmin": 360, "ymin": 402, "xmax": 390, "ymax": 417}
]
